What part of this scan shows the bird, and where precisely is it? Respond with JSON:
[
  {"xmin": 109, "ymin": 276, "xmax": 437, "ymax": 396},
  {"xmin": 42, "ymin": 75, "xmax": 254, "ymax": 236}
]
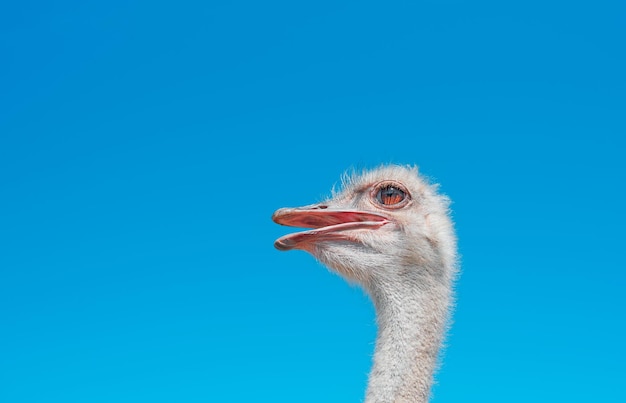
[{"xmin": 272, "ymin": 165, "xmax": 457, "ymax": 403}]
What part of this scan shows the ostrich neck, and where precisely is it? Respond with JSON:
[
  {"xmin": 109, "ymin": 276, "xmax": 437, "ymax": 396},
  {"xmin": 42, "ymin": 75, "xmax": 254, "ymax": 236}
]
[{"xmin": 364, "ymin": 275, "xmax": 451, "ymax": 403}]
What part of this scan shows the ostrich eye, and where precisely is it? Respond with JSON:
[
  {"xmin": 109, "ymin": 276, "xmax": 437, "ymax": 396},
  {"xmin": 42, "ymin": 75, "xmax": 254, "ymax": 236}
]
[{"xmin": 376, "ymin": 185, "xmax": 406, "ymax": 206}]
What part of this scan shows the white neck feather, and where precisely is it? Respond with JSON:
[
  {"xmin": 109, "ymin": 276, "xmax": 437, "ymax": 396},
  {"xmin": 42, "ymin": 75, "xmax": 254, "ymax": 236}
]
[{"xmin": 364, "ymin": 272, "xmax": 452, "ymax": 403}]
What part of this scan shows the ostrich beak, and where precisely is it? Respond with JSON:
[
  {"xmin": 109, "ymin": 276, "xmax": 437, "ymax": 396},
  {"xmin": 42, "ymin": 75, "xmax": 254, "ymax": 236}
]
[{"xmin": 272, "ymin": 205, "xmax": 389, "ymax": 251}]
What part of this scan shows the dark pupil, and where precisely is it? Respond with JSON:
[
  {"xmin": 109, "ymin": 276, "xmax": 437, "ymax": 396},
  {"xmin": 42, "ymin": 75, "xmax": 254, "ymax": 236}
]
[{"xmin": 379, "ymin": 186, "xmax": 404, "ymax": 205}]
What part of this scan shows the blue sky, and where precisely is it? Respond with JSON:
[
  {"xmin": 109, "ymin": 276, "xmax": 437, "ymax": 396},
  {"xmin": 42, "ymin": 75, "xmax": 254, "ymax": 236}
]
[{"xmin": 1, "ymin": 1, "xmax": 624, "ymax": 402}]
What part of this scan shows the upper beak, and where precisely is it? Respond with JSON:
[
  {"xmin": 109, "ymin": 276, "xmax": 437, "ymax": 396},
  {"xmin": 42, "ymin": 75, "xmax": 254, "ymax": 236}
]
[{"xmin": 272, "ymin": 204, "xmax": 389, "ymax": 251}]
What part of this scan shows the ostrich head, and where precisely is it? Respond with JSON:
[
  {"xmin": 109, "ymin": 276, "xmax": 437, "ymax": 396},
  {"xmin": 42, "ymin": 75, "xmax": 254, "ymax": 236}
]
[
  {"xmin": 273, "ymin": 165, "xmax": 456, "ymax": 298},
  {"xmin": 272, "ymin": 165, "xmax": 458, "ymax": 403}
]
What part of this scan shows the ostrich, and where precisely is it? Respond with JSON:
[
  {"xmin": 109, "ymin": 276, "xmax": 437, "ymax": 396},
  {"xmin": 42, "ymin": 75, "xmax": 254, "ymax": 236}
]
[{"xmin": 272, "ymin": 165, "xmax": 457, "ymax": 403}]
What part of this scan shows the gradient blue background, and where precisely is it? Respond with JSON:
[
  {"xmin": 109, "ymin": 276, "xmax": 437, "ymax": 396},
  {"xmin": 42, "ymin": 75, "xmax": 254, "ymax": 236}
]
[{"xmin": 1, "ymin": 1, "xmax": 624, "ymax": 402}]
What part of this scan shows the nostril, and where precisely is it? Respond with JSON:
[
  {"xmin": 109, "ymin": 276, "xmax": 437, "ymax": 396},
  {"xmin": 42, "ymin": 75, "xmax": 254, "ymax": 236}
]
[{"xmin": 317, "ymin": 205, "xmax": 328, "ymax": 209}]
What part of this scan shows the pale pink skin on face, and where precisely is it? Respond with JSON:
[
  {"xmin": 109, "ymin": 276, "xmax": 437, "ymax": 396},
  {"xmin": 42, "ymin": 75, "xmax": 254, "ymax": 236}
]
[{"xmin": 272, "ymin": 206, "xmax": 390, "ymax": 253}]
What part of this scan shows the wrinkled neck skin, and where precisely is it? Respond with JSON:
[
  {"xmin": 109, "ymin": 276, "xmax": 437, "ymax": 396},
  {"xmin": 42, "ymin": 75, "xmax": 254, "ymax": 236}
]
[{"xmin": 364, "ymin": 269, "xmax": 452, "ymax": 403}]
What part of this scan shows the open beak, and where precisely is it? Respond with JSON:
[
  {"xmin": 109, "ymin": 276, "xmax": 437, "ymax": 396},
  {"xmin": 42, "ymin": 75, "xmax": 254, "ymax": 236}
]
[{"xmin": 272, "ymin": 204, "xmax": 389, "ymax": 251}]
